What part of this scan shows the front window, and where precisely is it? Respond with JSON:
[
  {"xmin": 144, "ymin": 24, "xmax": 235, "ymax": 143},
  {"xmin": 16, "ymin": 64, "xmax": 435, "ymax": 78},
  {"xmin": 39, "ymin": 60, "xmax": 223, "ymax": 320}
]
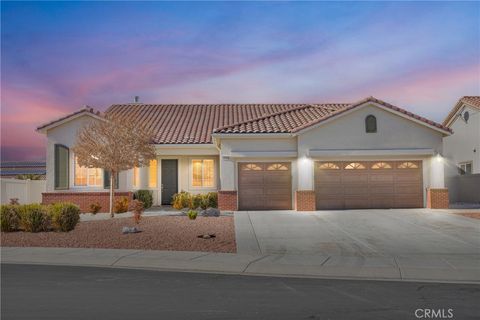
[
  {"xmin": 459, "ymin": 162, "xmax": 473, "ymax": 175},
  {"xmin": 192, "ymin": 159, "xmax": 214, "ymax": 187},
  {"xmin": 74, "ymin": 156, "xmax": 102, "ymax": 187}
]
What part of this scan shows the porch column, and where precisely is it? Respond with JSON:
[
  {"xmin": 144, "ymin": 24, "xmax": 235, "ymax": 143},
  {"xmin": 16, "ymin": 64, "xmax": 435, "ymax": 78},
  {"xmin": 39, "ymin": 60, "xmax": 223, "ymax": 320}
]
[
  {"xmin": 427, "ymin": 154, "xmax": 449, "ymax": 209},
  {"xmin": 138, "ymin": 166, "xmax": 149, "ymax": 190},
  {"xmin": 219, "ymin": 155, "xmax": 237, "ymax": 211},
  {"xmin": 296, "ymin": 155, "xmax": 316, "ymax": 211}
]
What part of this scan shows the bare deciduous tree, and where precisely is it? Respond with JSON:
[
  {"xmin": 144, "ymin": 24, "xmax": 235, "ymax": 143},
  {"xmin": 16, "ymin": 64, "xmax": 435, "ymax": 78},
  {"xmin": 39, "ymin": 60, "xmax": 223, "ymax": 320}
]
[{"xmin": 72, "ymin": 115, "xmax": 156, "ymax": 217}]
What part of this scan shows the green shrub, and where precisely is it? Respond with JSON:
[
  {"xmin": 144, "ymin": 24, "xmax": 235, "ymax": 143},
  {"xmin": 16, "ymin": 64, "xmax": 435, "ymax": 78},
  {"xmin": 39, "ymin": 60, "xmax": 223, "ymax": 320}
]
[
  {"xmin": 19, "ymin": 204, "xmax": 50, "ymax": 232},
  {"xmin": 0, "ymin": 204, "xmax": 21, "ymax": 232},
  {"xmin": 189, "ymin": 194, "xmax": 203, "ymax": 210},
  {"xmin": 206, "ymin": 192, "xmax": 218, "ymax": 208},
  {"xmin": 172, "ymin": 191, "xmax": 190, "ymax": 210},
  {"xmin": 49, "ymin": 203, "xmax": 81, "ymax": 232},
  {"xmin": 134, "ymin": 190, "xmax": 153, "ymax": 209},
  {"xmin": 173, "ymin": 192, "xmax": 218, "ymax": 210},
  {"xmin": 89, "ymin": 202, "xmax": 102, "ymax": 214},
  {"xmin": 187, "ymin": 209, "xmax": 197, "ymax": 220},
  {"xmin": 200, "ymin": 194, "xmax": 209, "ymax": 210},
  {"xmin": 114, "ymin": 197, "xmax": 129, "ymax": 213}
]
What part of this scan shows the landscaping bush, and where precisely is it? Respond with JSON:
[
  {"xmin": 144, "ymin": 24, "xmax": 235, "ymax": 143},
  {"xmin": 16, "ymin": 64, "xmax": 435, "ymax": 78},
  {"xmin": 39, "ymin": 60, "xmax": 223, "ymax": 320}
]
[
  {"xmin": 114, "ymin": 196, "xmax": 129, "ymax": 213},
  {"xmin": 89, "ymin": 202, "xmax": 102, "ymax": 215},
  {"xmin": 19, "ymin": 204, "xmax": 50, "ymax": 232},
  {"xmin": 187, "ymin": 209, "xmax": 197, "ymax": 220},
  {"xmin": 172, "ymin": 191, "xmax": 190, "ymax": 210},
  {"xmin": 130, "ymin": 199, "xmax": 144, "ymax": 224},
  {"xmin": 49, "ymin": 202, "xmax": 81, "ymax": 232},
  {"xmin": 206, "ymin": 192, "xmax": 218, "ymax": 208},
  {"xmin": 189, "ymin": 194, "xmax": 203, "ymax": 210},
  {"xmin": 173, "ymin": 192, "xmax": 218, "ymax": 210},
  {"xmin": 134, "ymin": 190, "xmax": 153, "ymax": 209},
  {"xmin": 0, "ymin": 204, "xmax": 21, "ymax": 232},
  {"xmin": 9, "ymin": 198, "xmax": 20, "ymax": 205}
]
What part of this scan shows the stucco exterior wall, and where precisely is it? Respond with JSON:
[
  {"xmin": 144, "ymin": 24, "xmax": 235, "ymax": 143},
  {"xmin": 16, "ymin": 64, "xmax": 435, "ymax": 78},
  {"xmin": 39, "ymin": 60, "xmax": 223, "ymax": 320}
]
[
  {"xmin": 45, "ymin": 115, "xmax": 220, "ymax": 205},
  {"xmin": 443, "ymin": 105, "xmax": 480, "ymax": 177},
  {"xmin": 218, "ymin": 137, "xmax": 297, "ymax": 191},
  {"xmin": 45, "ymin": 115, "xmax": 131, "ymax": 192},
  {"xmin": 296, "ymin": 104, "xmax": 445, "ymax": 191}
]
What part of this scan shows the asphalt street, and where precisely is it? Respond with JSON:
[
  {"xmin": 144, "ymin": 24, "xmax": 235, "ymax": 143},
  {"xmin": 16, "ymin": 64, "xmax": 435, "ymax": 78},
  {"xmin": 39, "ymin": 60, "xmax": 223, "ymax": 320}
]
[{"xmin": 1, "ymin": 264, "xmax": 479, "ymax": 320}]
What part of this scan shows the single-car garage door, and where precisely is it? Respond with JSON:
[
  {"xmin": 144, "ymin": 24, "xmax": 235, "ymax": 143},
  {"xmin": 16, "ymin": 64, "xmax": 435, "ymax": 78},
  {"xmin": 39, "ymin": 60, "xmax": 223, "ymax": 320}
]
[
  {"xmin": 315, "ymin": 161, "xmax": 423, "ymax": 209},
  {"xmin": 238, "ymin": 162, "xmax": 292, "ymax": 210}
]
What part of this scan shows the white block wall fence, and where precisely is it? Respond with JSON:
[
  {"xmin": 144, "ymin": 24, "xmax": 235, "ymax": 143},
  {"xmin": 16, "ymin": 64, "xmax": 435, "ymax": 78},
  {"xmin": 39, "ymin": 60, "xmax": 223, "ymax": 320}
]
[{"xmin": 0, "ymin": 178, "xmax": 46, "ymax": 205}]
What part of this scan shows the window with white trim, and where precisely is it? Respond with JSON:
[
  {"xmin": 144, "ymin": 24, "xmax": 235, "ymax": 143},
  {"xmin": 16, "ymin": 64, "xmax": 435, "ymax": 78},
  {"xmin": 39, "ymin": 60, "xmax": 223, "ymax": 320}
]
[
  {"xmin": 192, "ymin": 159, "xmax": 214, "ymax": 187},
  {"xmin": 74, "ymin": 156, "xmax": 102, "ymax": 187},
  {"xmin": 459, "ymin": 162, "xmax": 472, "ymax": 175}
]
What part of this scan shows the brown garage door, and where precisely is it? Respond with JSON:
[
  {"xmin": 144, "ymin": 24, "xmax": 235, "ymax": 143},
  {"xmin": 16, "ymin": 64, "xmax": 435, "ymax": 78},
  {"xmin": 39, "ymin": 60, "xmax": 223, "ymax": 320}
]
[
  {"xmin": 238, "ymin": 162, "xmax": 292, "ymax": 210},
  {"xmin": 315, "ymin": 161, "xmax": 423, "ymax": 209}
]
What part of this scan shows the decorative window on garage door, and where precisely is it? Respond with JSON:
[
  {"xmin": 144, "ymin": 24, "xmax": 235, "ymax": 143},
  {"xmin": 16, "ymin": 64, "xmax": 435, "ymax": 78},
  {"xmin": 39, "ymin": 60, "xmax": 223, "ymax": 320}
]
[
  {"xmin": 397, "ymin": 162, "xmax": 418, "ymax": 169},
  {"xmin": 318, "ymin": 162, "xmax": 340, "ymax": 170},
  {"xmin": 344, "ymin": 162, "xmax": 366, "ymax": 170},
  {"xmin": 242, "ymin": 163, "xmax": 262, "ymax": 171},
  {"xmin": 266, "ymin": 163, "xmax": 289, "ymax": 171},
  {"xmin": 371, "ymin": 162, "xmax": 392, "ymax": 169}
]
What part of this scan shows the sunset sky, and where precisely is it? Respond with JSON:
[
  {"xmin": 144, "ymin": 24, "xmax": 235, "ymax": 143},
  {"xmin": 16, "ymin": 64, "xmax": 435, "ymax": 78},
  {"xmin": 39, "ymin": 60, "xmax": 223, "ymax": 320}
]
[{"xmin": 1, "ymin": 1, "xmax": 479, "ymax": 161}]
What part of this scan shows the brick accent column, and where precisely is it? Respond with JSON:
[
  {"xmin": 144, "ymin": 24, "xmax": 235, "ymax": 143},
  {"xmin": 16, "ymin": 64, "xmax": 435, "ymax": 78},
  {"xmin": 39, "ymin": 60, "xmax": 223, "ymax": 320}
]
[
  {"xmin": 218, "ymin": 191, "xmax": 238, "ymax": 211},
  {"xmin": 426, "ymin": 188, "xmax": 449, "ymax": 209},
  {"xmin": 295, "ymin": 190, "xmax": 316, "ymax": 211},
  {"xmin": 42, "ymin": 192, "xmax": 133, "ymax": 213}
]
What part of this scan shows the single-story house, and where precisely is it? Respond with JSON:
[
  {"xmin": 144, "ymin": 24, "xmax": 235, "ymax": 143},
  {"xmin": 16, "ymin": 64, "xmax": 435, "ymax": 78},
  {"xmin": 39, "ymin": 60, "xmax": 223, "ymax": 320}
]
[
  {"xmin": 37, "ymin": 96, "xmax": 452, "ymax": 211},
  {"xmin": 442, "ymin": 96, "xmax": 480, "ymax": 204}
]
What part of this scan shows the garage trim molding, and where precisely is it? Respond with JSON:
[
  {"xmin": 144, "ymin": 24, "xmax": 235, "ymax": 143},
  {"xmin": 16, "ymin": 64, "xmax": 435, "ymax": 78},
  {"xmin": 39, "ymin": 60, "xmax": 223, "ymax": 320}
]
[{"xmin": 308, "ymin": 148, "xmax": 435, "ymax": 157}]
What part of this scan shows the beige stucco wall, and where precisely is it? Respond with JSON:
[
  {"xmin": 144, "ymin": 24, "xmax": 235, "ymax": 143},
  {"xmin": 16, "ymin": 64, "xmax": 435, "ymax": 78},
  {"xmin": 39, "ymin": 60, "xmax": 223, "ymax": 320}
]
[
  {"xmin": 45, "ymin": 115, "xmax": 131, "ymax": 193},
  {"xmin": 45, "ymin": 115, "xmax": 220, "ymax": 205},
  {"xmin": 296, "ymin": 103, "xmax": 445, "ymax": 193},
  {"xmin": 443, "ymin": 105, "xmax": 480, "ymax": 177},
  {"xmin": 218, "ymin": 137, "xmax": 297, "ymax": 191},
  {"xmin": 217, "ymin": 103, "xmax": 446, "ymax": 207}
]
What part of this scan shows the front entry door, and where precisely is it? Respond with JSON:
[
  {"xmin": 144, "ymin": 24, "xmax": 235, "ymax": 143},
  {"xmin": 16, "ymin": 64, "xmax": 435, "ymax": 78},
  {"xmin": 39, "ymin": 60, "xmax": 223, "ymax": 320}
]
[{"xmin": 161, "ymin": 159, "xmax": 178, "ymax": 205}]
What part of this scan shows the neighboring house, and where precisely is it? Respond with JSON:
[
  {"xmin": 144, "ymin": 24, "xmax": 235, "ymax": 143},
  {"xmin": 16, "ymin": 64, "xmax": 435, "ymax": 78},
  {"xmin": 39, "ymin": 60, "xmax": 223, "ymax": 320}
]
[
  {"xmin": 0, "ymin": 161, "xmax": 46, "ymax": 179},
  {"xmin": 442, "ymin": 96, "xmax": 480, "ymax": 204},
  {"xmin": 36, "ymin": 96, "xmax": 452, "ymax": 211}
]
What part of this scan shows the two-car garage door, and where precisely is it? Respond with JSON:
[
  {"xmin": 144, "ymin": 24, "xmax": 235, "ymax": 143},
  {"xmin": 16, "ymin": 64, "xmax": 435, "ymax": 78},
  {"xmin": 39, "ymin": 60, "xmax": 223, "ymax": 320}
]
[{"xmin": 315, "ymin": 161, "xmax": 423, "ymax": 209}]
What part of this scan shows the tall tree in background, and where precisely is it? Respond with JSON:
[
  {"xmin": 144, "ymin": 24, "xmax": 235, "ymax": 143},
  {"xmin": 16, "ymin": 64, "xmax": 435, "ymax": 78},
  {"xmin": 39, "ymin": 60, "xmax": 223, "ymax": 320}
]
[{"xmin": 73, "ymin": 115, "xmax": 156, "ymax": 217}]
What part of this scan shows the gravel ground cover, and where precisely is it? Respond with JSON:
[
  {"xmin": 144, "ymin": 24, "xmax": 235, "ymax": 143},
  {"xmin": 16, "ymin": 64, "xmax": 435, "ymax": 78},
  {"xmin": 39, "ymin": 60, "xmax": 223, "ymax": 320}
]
[
  {"xmin": 450, "ymin": 212, "xmax": 480, "ymax": 219},
  {"xmin": 1, "ymin": 216, "xmax": 236, "ymax": 253}
]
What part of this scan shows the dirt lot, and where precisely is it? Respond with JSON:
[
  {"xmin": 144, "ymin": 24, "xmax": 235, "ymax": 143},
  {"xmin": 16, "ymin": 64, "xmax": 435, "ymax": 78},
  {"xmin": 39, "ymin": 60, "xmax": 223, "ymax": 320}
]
[{"xmin": 1, "ymin": 216, "xmax": 236, "ymax": 253}]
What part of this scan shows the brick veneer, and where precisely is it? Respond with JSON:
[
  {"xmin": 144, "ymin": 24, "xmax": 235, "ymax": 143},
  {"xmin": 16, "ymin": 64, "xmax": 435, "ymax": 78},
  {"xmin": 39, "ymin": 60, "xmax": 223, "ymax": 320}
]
[
  {"xmin": 218, "ymin": 191, "xmax": 238, "ymax": 211},
  {"xmin": 42, "ymin": 192, "xmax": 133, "ymax": 213},
  {"xmin": 295, "ymin": 190, "xmax": 316, "ymax": 211},
  {"xmin": 426, "ymin": 188, "xmax": 449, "ymax": 209}
]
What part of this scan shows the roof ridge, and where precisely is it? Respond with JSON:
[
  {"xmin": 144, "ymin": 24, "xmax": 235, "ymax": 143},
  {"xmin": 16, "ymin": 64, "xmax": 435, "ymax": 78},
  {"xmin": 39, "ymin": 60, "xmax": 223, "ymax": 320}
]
[{"xmin": 212, "ymin": 104, "xmax": 313, "ymax": 133}]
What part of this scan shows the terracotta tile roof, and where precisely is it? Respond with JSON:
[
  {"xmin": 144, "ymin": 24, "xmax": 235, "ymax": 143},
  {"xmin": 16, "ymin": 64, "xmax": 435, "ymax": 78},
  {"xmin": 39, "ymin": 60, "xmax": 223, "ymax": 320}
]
[
  {"xmin": 37, "ymin": 97, "xmax": 451, "ymax": 143},
  {"xmin": 443, "ymin": 96, "xmax": 480, "ymax": 127},
  {"xmin": 213, "ymin": 104, "xmax": 349, "ymax": 134},
  {"xmin": 215, "ymin": 97, "xmax": 452, "ymax": 134},
  {"xmin": 36, "ymin": 106, "xmax": 103, "ymax": 131},
  {"xmin": 106, "ymin": 103, "xmax": 318, "ymax": 144}
]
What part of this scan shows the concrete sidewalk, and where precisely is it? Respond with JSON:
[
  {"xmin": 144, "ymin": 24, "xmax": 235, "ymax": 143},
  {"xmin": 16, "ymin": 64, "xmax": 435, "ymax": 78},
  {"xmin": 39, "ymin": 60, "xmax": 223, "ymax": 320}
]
[{"xmin": 2, "ymin": 247, "xmax": 479, "ymax": 283}]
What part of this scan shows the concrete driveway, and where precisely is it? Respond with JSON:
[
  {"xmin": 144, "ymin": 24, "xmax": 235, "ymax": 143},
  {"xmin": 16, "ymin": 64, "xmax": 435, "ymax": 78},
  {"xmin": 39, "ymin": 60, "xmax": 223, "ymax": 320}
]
[{"xmin": 235, "ymin": 209, "xmax": 480, "ymax": 258}]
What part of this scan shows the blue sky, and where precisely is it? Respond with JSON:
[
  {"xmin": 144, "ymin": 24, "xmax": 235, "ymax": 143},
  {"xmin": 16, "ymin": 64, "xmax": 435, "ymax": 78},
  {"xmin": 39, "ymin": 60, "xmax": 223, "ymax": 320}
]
[{"xmin": 1, "ymin": 1, "xmax": 479, "ymax": 160}]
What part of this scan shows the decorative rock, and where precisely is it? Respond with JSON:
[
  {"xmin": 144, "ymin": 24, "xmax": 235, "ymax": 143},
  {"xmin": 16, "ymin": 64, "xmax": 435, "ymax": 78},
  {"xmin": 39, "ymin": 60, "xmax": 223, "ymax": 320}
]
[
  {"xmin": 122, "ymin": 226, "xmax": 140, "ymax": 234},
  {"xmin": 200, "ymin": 208, "xmax": 220, "ymax": 217},
  {"xmin": 197, "ymin": 233, "xmax": 216, "ymax": 239}
]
